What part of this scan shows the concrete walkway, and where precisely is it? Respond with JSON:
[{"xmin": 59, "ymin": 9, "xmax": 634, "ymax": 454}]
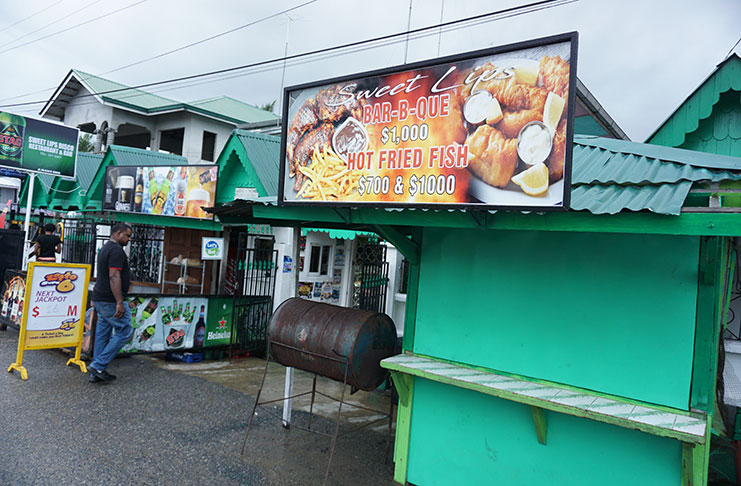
[{"xmin": 0, "ymin": 328, "xmax": 397, "ymax": 486}]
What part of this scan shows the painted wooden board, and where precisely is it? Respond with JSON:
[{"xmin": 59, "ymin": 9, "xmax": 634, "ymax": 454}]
[{"xmin": 382, "ymin": 354, "xmax": 706, "ymax": 444}]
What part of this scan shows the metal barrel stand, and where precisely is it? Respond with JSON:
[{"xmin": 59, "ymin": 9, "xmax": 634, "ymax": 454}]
[{"xmin": 241, "ymin": 338, "xmax": 394, "ymax": 486}]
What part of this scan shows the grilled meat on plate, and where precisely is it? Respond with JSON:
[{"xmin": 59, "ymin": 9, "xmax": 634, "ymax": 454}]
[{"xmin": 292, "ymin": 123, "xmax": 334, "ymax": 191}]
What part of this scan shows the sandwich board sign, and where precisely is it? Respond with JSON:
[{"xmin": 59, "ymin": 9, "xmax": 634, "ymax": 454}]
[{"xmin": 8, "ymin": 262, "xmax": 91, "ymax": 380}]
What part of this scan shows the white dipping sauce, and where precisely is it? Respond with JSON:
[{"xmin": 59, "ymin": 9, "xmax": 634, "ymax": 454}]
[{"xmin": 518, "ymin": 123, "xmax": 551, "ymax": 165}]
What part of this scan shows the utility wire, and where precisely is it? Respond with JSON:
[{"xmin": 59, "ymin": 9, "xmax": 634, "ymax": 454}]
[
  {"xmin": 0, "ymin": 0, "xmax": 147, "ymax": 55},
  {"xmin": 101, "ymin": 0, "xmax": 318, "ymax": 76},
  {"xmin": 0, "ymin": 0, "xmax": 573, "ymax": 111},
  {"xmin": 726, "ymin": 36, "xmax": 741, "ymax": 58},
  {"xmin": 0, "ymin": 0, "xmax": 67, "ymax": 34},
  {"xmin": 0, "ymin": 0, "xmax": 105, "ymax": 50}
]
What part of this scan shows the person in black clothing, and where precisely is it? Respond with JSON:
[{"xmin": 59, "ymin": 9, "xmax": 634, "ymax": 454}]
[
  {"xmin": 35, "ymin": 223, "xmax": 61, "ymax": 262},
  {"xmin": 89, "ymin": 222, "xmax": 133, "ymax": 383}
]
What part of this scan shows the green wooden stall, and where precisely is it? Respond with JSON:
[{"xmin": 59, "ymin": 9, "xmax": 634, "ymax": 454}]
[{"xmin": 211, "ymin": 133, "xmax": 741, "ymax": 486}]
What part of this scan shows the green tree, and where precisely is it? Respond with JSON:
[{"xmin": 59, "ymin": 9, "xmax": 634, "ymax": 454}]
[
  {"xmin": 78, "ymin": 133, "xmax": 95, "ymax": 152},
  {"xmin": 259, "ymin": 100, "xmax": 276, "ymax": 113}
]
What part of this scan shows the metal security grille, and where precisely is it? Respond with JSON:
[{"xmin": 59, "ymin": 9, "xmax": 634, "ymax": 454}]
[
  {"xmin": 231, "ymin": 233, "xmax": 278, "ymax": 357},
  {"xmin": 353, "ymin": 237, "xmax": 389, "ymax": 313},
  {"xmin": 61, "ymin": 218, "xmax": 97, "ymax": 268},
  {"xmin": 128, "ymin": 225, "xmax": 164, "ymax": 284}
]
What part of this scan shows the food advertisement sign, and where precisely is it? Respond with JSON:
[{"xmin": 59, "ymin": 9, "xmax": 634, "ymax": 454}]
[
  {"xmin": 0, "ymin": 111, "xmax": 79, "ymax": 178},
  {"xmin": 280, "ymin": 33, "xmax": 577, "ymax": 210},
  {"xmin": 121, "ymin": 295, "xmax": 209, "ymax": 353},
  {"xmin": 103, "ymin": 165, "xmax": 218, "ymax": 219},
  {"xmin": 21, "ymin": 263, "xmax": 90, "ymax": 349}
]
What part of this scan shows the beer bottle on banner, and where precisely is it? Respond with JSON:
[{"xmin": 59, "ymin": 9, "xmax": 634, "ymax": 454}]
[
  {"xmin": 193, "ymin": 305, "xmax": 206, "ymax": 348},
  {"xmin": 148, "ymin": 169, "xmax": 158, "ymax": 205},
  {"xmin": 153, "ymin": 169, "xmax": 174, "ymax": 214},
  {"xmin": 139, "ymin": 323, "xmax": 155, "ymax": 342},
  {"xmin": 0, "ymin": 112, "xmax": 26, "ymax": 164},
  {"xmin": 140, "ymin": 297, "xmax": 158, "ymax": 323},
  {"xmin": 160, "ymin": 305, "xmax": 171, "ymax": 325},
  {"xmin": 184, "ymin": 302, "xmax": 191, "ymax": 322},
  {"xmin": 133, "ymin": 168, "xmax": 144, "ymax": 212}
]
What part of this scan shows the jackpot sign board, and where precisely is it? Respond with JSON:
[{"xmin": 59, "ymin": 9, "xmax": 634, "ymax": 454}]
[
  {"xmin": 0, "ymin": 111, "xmax": 78, "ymax": 178},
  {"xmin": 281, "ymin": 33, "xmax": 577, "ymax": 211}
]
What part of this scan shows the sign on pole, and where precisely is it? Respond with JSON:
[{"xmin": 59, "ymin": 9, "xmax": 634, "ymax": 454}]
[{"xmin": 8, "ymin": 262, "xmax": 91, "ymax": 380}]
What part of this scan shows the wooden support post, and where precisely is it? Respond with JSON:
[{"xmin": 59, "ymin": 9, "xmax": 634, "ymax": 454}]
[
  {"xmin": 530, "ymin": 406, "xmax": 547, "ymax": 445},
  {"xmin": 390, "ymin": 372, "xmax": 414, "ymax": 485}
]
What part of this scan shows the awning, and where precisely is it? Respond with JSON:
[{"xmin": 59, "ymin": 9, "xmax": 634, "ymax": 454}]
[{"xmin": 301, "ymin": 227, "xmax": 375, "ymax": 240}]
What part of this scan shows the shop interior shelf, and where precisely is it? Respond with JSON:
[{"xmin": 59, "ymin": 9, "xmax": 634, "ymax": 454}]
[{"xmin": 382, "ymin": 353, "xmax": 707, "ymax": 445}]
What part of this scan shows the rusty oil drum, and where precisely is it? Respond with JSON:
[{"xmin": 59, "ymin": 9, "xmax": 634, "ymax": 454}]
[{"xmin": 268, "ymin": 298, "xmax": 397, "ymax": 391}]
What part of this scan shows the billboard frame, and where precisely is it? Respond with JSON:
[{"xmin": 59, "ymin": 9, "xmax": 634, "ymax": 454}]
[{"xmin": 278, "ymin": 31, "xmax": 578, "ymax": 212}]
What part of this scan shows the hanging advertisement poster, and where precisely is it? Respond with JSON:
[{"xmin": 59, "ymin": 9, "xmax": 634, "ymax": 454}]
[
  {"xmin": 103, "ymin": 165, "xmax": 218, "ymax": 219},
  {"xmin": 121, "ymin": 295, "xmax": 208, "ymax": 353},
  {"xmin": 0, "ymin": 270, "xmax": 27, "ymax": 329},
  {"xmin": 280, "ymin": 33, "xmax": 577, "ymax": 211},
  {"xmin": 0, "ymin": 111, "xmax": 78, "ymax": 178},
  {"xmin": 205, "ymin": 297, "xmax": 234, "ymax": 347},
  {"xmin": 8, "ymin": 263, "xmax": 91, "ymax": 380}
]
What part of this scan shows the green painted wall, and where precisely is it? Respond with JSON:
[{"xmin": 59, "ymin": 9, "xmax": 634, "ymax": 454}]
[
  {"xmin": 415, "ymin": 228, "xmax": 700, "ymax": 409},
  {"xmin": 215, "ymin": 146, "xmax": 267, "ymax": 205},
  {"xmin": 407, "ymin": 378, "xmax": 682, "ymax": 486}
]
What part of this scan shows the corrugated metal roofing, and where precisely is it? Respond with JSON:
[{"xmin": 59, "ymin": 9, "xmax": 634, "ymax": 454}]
[
  {"xmin": 75, "ymin": 152, "xmax": 105, "ymax": 192},
  {"xmin": 647, "ymin": 54, "xmax": 741, "ymax": 148},
  {"xmin": 189, "ymin": 97, "xmax": 279, "ymax": 124},
  {"xmin": 73, "ymin": 70, "xmax": 180, "ymax": 111},
  {"xmin": 233, "ymin": 130, "xmax": 281, "ymax": 197},
  {"xmin": 107, "ymin": 145, "xmax": 187, "ymax": 166}
]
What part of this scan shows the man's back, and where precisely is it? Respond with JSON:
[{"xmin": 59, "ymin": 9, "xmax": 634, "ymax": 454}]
[{"xmin": 93, "ymin": 241, "xmax": 130, "ymax": 302}]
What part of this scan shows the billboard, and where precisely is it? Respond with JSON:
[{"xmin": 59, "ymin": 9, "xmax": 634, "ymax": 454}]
[
  {"xmin": 0, "ymin": 111, "xmax": 79, "ymax": 178},
  {"xmin": 103, "ymin": 165, "xmax": 218, "ymax": 219},
  {"xmin": 280, "ymin": 33, "xmax": 577, "ymax": 211}
]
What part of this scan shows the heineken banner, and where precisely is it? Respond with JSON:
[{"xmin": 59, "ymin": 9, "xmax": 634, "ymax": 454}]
[
  {"xmin": 0, "ymin": 111, "xmax": 79, "ymax": 178},
  {"xmin": 120, "ymin": 295, "xmax": 234, "ymax": 353},
  {"xmin": 103, "ymin": 165, "xmax": 218, "ymax": 219}
]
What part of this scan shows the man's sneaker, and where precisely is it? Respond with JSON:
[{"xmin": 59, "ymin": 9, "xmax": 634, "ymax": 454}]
[
  {"xmin": 89, "ymin": 366, "xmax": 116, "ymax": 382},
  {"xmin": 89, "ymin": 373, "xmax": 104, "ymax": 383}
]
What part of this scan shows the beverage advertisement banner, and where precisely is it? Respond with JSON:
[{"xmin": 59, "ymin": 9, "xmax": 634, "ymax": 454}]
[
  {"xmin": 0, "ymin": 111, "xmax": 78, "ymax": 178},
  {"xmin": 205, "ymin": 297, "xmax": 233, "ymax": 347},
  {"xmin": 122, "ymin": 296, "xmax": 208, "ymax": 353},
  {"xmin": 281, "ymin": 33, "xmax": 577, "ymax": 210},
  {"xmin": 103, "ymin": 165, "xmax": 218, "ymax": 219},
  {"xmin": 22, "ymin": 263, "xmax": 90, "ymax": 349},
  {"xmin": 1, "ymin": 270, "xmax": 27, "ymax": 329}
]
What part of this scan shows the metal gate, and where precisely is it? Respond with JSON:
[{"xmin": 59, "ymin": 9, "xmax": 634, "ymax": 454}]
[
  {"xmin": 61, "ymin": 218, "xmax": 97, "ymax": 269},
  {"xmin": 231, "ymin": 233, "xmax": 278, "ymax": 357},
  {"xmin": 353, "ymin": 237, "xmax": 389, "ymax": 313}
]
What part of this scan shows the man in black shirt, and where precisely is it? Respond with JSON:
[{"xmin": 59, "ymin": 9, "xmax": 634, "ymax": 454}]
[
  {"xmin": 89, "ymin": 222, "xmax": 133, "ymax": 383},
  {"xmin": 35, "ymin": 223, "xmax": 61, "ymax": 262}
]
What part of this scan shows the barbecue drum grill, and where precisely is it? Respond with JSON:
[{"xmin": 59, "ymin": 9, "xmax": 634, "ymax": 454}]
[{"xmin": 268, "ymin": 298, "xmax": 398, "ymax": 391}]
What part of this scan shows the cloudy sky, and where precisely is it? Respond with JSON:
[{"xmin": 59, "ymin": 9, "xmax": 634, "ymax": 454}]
[{"xmin": 1, "ymin": 0, "xmax": 739, "ymax": 141}]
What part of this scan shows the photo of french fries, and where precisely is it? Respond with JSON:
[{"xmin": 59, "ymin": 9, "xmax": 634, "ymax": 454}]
[{"xmin": 296, "ymin": 146, "xmax": 361, "ymax": 201}]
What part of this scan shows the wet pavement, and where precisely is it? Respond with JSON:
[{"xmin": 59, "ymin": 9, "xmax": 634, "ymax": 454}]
[{"xmin": 0, "ymin": 328, "xmax": 397, "ymax": 486}]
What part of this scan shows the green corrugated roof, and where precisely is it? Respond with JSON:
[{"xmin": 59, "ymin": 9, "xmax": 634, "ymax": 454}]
[
  {"xmin": 571, "ymin": 135, "xmax": 741, "ymax": 215},
  {"xmin": 70, "ymin": 70, "xmax": 278, "ymax": 125},
  {"xmin": 107, "ymin": 145, "xmax": 187, "ymax": 166},
  {"xmin": 189, "ymin": 97, "xmax": 279, "ymax": 124},
  {"xmin": 647, "ymin": 54, "xmax": 741, "ymax": 150},
  {"xmin": 233, "ymin": 130, "xmax": 281, "ymax": 197},
  {"xmin": 47, "ymin": 152, "xmax": 104, "ymax": 209}
]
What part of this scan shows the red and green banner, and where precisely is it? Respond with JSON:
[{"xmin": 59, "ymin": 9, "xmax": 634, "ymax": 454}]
[{"xmin": 280, "ymin": 33, "xmax": 577, "ymax": 210}]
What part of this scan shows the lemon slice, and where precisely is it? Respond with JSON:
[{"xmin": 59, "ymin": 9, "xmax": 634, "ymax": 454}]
[
  {"xmin": 511, "ymin": 162, "xmax": 549, "ymax": 196},
  {"xmin": 543, "ymin": 92, "xmax": 565, "ymax": 132},
  {"xmin": 514, "ymin": 60, "xmax": 539, "ymax": 86},
  {"xmin": 485, "ymin": 97, "xmax": 503, "ymax": 125}
]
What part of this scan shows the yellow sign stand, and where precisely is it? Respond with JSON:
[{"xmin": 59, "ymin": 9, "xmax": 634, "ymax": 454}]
[{"xmin": 8, "ymin": 262, "xmax": 91, "ymax": 380}]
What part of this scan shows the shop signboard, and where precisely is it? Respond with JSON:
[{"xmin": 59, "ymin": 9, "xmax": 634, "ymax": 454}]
[
  {"xmin": 204, "ymin": 297, "xmax": 233, "ymax": 347},
  {"xmin": 0, "ymin": 111, "xmax": 78, "ymax": 178},
  {"xmin": 280, "ymin": 32, "xmax": 577, "ymax": 211},
  {"xmin": 122, "ymin": 295, "xmax": 208, "ymax": 353},
  {"xmin": 201, "ymin": 237, "xmax": 224, "ymax": 260},
  {"xmin": 103, "ymin": 165, "xmax": 218, "ymax": 219},
  {"xmin": 8, "ymin": 263, "xmax": 91, "ymax": 380}
]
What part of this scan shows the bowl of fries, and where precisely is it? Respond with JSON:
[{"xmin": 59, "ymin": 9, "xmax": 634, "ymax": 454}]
[{"xmin": 296, "ymin": 146, "xmax": 361, "ymax": 201}]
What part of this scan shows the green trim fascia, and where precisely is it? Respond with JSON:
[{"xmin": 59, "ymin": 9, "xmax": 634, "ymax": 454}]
[
  {"xmin": 250, "ymin": 204, "xmax": 741, "ymax": 237},
  {"xmin": 115, "ymin": 212, "xmax": 222, "ymax": 230},
  {"xmin": 402, "ymin": 228, "xmax": 422, "ymax": 353},
  {"xmin": 215, "ymin": 138, "xmax": 269, "ymax": 205},
  {"xmin": 371, "ymin": 224, "xmax": 419, "ymax": 264}
]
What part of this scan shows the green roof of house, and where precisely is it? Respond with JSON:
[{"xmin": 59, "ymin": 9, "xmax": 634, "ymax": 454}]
[
  {"xmin": 42, "ymin": 70, "xmax": 280, "ymax": 126},
  {"xmin": 48, "ymin": 152, "xmax": 105, "ymax": 210},
  {"xmin": 215, "ymin": 129, "xmax": 280, "ymax": 204},
  {"xmin": 646, "ymin": 54, "xmax": 741, "ymax": 156},
  {"xmin": 105, "ymin": 145, "xmax": 187, "ymax": 167}
]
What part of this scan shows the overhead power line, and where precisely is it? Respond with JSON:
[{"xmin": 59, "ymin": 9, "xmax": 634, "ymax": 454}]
[
  {"xmin": 0, "ymin": 0, "xmax": 574, "ymax": 111},
  {"xmin": 0, "ymin": 0, "xmax": 67, "ymax": 34},
  {"xmin": 0, "ymin": 0, "xmax": 147, "ymax": 55}
]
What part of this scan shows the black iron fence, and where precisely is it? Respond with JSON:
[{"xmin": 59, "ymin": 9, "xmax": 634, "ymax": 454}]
[
  {"xmin": 61, "ymin": 218, "xmax": 97, "ymax": 269},
  {"xmin": 128, "ymin": 224, "xmax": 164, "ymax": 284},
  {"xmin": 353, "ymin": 237, "xmax": 389, "ymax": 314}
]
